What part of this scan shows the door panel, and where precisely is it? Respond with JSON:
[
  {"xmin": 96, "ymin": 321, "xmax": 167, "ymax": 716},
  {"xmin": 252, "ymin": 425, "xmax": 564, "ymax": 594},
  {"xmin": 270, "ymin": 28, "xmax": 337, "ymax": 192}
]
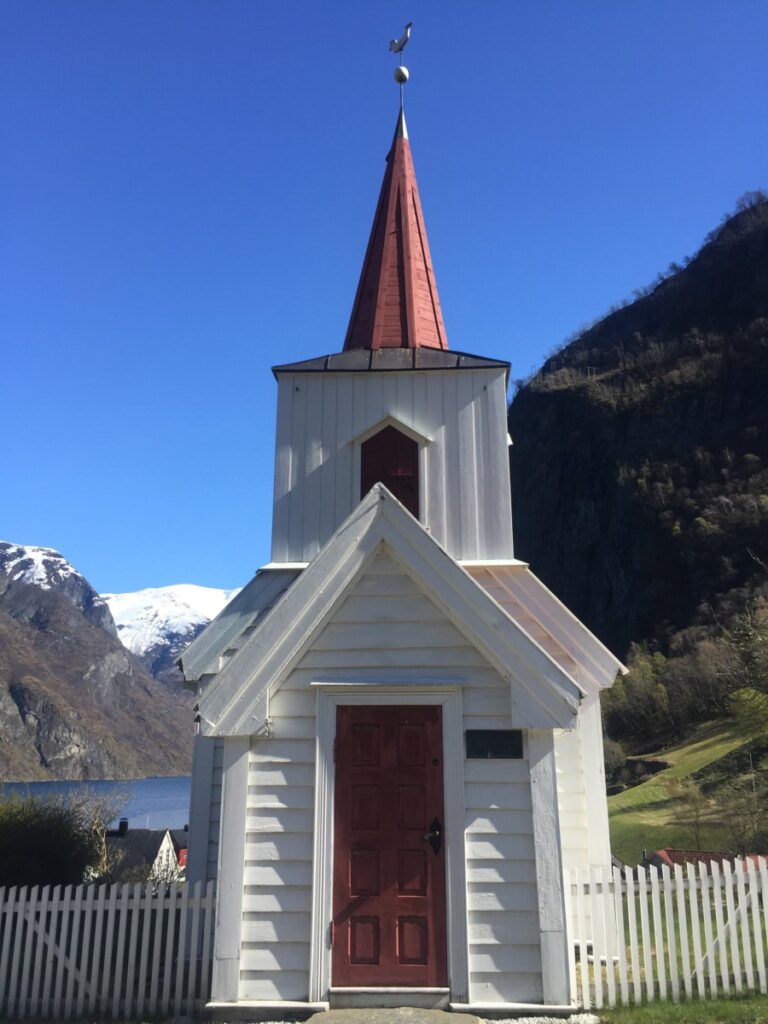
[{"xmin": 332, "ymin": 705, "xmax": 447, "ymax": 987}]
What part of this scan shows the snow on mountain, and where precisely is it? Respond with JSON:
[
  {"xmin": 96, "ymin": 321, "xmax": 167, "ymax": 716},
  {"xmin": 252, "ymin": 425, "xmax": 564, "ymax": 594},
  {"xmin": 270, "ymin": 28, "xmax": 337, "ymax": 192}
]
[
  {"xmin": 0, "ymin": 541, "xmax": 116, "ymax": 634},
  {"xmin": 103, "ymin": 584, "xmax": 239, "ymax": 684},
  {"xmin": 0, "ymin": 541, "xmax": 239, "ymax": 687},
  {"xmin": 0, "ymin": 541, "xmax": 86, "ymax": 590}
]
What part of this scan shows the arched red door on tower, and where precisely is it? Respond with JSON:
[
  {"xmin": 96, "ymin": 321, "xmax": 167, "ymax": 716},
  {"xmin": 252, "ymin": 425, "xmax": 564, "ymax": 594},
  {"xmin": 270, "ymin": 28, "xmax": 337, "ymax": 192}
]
[{"xmin": 332, "ymin": 705, "xmax": 447, "ymax": 987}]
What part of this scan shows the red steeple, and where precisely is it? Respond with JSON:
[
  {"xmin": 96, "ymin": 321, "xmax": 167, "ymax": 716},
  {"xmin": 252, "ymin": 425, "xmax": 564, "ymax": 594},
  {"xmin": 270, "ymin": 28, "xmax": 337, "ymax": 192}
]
[{"xmin": 344, "ymin": 109, "xmax": 448, "ymax": 351}]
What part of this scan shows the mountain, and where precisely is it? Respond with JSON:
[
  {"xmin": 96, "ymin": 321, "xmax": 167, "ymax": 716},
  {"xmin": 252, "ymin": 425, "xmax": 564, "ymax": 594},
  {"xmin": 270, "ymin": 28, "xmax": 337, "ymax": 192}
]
[
  {"xmin": 508, "ymin": 192, "xmax": 768, "ymax": 743},
  {"xmin": 104, "ymin": 584, "xmax": 239, "ymax": 686},
  {"xmin": 0, "ymin": 542, "xmax": 115, "ymax": 635},
  {"xmin": 509, "ymin": 194, "xmax": 768, "ymax": 654},
  {"xmin": 0, "ymin": 543, "xmax": 193, "ymax": 781}
]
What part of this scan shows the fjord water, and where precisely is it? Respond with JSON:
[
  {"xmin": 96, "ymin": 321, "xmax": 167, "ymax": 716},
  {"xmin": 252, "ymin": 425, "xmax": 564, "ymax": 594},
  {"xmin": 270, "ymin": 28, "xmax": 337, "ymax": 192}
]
[{"xmin": 0, "ymin": 775, "xmax": 192, "ymax": 829}]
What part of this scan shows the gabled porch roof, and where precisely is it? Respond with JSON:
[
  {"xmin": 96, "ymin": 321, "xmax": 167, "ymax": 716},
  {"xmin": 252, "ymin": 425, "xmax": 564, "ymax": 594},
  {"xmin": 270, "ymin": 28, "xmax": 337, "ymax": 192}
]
[{"xmin": 196, "ymin": 484, "xmax": 585, "ymax": 737}]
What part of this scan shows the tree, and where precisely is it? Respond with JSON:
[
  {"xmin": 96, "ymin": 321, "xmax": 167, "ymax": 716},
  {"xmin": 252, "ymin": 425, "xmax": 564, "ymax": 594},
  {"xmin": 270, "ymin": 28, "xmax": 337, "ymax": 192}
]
[
  {"xmin": 713, "ymin": 778, "xmax": 767, "ymax": 855},
  {"xmin": 676, "ymin": 782, "xmax": 713, "ymax": 850},
  {"xmin": 0, "ymin": 789, "xmax": 126, "ymax": 887},
  {"xmin": 603, "ymin": 737, "xmax": 625, "ymax": 786}
]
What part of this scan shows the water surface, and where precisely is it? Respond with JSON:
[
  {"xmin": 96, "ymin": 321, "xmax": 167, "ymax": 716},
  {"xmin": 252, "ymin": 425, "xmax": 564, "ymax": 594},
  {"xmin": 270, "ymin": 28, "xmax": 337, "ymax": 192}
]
[{"xmin": 1, "ymin": 776, "xmax": 192, "ymax": 830}]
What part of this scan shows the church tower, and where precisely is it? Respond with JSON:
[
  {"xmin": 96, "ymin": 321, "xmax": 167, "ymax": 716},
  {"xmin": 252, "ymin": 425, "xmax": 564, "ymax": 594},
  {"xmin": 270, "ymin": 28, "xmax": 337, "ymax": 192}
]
[
  {"xmin": 269, "ymin": 106, "xmax": 514, "ymax": 565},
  {"xmin": 182, "ymin": 49, "xmax": 624, "ymax": 1016}
]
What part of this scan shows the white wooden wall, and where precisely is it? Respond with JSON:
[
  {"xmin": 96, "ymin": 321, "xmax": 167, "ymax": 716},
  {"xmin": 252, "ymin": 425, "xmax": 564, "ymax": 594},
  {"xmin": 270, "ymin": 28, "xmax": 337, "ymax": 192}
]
[
  {"xmin": 208, "ymin": 741, "xmax": 224, "ymax": 882},
  {"xmin": 241, "ymin": 684, "xmax": 316, "ymax": 1001},
  {"xmin": 555, "ymin": 698, "xmax": 612, "ymax": 876},
  {"xmin": 271, "ymin": 368, "xmax": 514, "ymax": 563},
  {"xmin": 234, "ymin": 551, "xmax": 541, "ymax": 1003},
  {"xmin": 187, "ymin": 735, "xmax": 224, "ymax": 885},
  {"xmin": 464, "ymin": 756, "xmax": 542, "ymax": 1003},
  {"xmin": 554, "ymin": 725, "xmax": 589, "ymax": 878}
]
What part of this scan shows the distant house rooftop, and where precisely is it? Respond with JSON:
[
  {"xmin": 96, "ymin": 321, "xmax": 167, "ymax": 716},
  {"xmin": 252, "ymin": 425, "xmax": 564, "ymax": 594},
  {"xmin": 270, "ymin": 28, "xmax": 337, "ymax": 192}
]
[
  {"xmin": 105, "ymin": 819, "xmax": 188, "ymax": 882},
  {"xmin": 644, "ymin": 848, "xmax": 764, "ymax": 873}
]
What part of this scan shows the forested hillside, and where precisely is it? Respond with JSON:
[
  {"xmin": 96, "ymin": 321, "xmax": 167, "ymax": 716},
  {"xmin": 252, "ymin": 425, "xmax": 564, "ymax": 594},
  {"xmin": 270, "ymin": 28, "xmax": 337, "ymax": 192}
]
[{"xmin": 509, "ymin": 194, "xmax": 768, "ymax": 752}]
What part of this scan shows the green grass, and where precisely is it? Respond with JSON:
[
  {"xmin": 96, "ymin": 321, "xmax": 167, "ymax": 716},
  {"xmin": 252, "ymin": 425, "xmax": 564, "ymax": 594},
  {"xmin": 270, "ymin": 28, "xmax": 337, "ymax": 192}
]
[
  {"xmin": 599, "ymin": 993, "xmax": 768, "ymax": 1023},
  {"xmin": 609, "ymin": 721, "xmax": 749, "ymax": 865}
]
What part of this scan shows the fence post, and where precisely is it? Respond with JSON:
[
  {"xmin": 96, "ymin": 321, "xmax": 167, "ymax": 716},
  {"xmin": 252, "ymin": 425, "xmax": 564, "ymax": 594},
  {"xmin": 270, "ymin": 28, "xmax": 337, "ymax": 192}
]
[
  {"xmin": 136, "ymin": 883, "xmax": 153, "ymax": 1017},
  {"xmin": 661, "ymin": 865, "xmax": 679, "ymax": 1002},
  {"xmin": 686, "ymin": 862, "xmax": 705, "ymax": 1000},
  {"xmin": 64, "ymin": 884, "xmax": 84, "ymax": 1018},
  {"xmin": 624, "ymin": 866, "xmax": 641, "ymax": 1004},
  {"xmin": 573, "ymin": 868, "xmax": 590, "ymax": 1009},
  {"xmin": 723, "ymin": 861, "xmax": 742, "ymax": 992},
  {"xmin": 736, "ymin": 861, "xmax": 754, "ymax": 991},
  {"xmin": 650, "ymin": 866, "xmax": 667, "ymax": 1000},
  {"xmin": 52, "ymin": 884, "xmax": 73, "ymax": 1016},
  {"xmin": 19, "ymin": 884, "xmax": 39, "ymax": 1018},
  {"xmin": 710, "ymin": 861, "xmax": 730, "ymax": 994},
  {"xmin": 747, "ymin": 859, "xmax": 766, "ymax": 994},
  {"xmin": 674, "ymin": 864, "xmax": 692, "ymax": 999},
  {"xmin": 30, "ymin": 885, "xmax": 51, "ymax": 1018}
]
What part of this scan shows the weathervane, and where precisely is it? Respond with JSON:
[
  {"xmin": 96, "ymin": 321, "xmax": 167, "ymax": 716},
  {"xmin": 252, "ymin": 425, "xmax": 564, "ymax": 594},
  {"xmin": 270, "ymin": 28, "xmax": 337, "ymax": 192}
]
[{"xmin": 389, "ymin": 21, "xmax": 412, "ymax": 106}]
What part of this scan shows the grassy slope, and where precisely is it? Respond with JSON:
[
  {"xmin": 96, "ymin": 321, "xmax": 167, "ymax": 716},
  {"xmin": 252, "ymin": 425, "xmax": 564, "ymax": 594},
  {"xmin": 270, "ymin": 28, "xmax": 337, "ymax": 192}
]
[
  {"xmin": 600, "ymin": 993, "xmax": 768, "ymax": 1024},
  {"xmin": 609, "ymin": 721, "xmax": 749, "ymax": 865}
]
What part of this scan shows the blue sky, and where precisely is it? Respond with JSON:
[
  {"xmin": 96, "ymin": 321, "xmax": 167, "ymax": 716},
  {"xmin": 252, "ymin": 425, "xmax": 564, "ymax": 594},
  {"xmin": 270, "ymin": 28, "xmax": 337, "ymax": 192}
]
[{"xmin": 3, "ymin": 1, "xmax": 767, "ymax": 594}]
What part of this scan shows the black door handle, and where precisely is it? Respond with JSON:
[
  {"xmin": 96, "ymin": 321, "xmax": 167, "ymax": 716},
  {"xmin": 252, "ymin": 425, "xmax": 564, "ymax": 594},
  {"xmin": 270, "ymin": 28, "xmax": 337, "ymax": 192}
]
[{"xmin": 422, "ymin": 817, "xmax": 442, "ymax": 855}]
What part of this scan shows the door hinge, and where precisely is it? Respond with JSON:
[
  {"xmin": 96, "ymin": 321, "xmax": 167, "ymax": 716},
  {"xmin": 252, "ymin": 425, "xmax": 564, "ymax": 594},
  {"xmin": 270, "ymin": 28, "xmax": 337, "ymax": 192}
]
[
  {"xmin": 333, "ymin": 737, "xmax": 337, "ymax": 762},
  {"xmin": 329, "ymin": 920, "xmax": 335, "ymax": 947}
]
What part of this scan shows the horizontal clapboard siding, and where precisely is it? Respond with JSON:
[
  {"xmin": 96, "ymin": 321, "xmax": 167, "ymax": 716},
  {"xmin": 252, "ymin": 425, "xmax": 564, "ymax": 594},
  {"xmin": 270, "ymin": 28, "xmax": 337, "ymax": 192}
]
[
  {"xmin": 271, "ymin": 367, "xmax": 514, "ymax": 563},
  {"xmin": 239, "ymin": 685, "xmax": 315, "ymax": 1002},
  {"xmin": 234, "ymin": 551, "xmax": 545, "ymax": 1004},
  {"xmin": 292, "ymin": 555, "xmax": 503, "ymax": 687},
  {"xmin": 465, "ymin": 726, "xmax": 542, "ymax": 1003}
]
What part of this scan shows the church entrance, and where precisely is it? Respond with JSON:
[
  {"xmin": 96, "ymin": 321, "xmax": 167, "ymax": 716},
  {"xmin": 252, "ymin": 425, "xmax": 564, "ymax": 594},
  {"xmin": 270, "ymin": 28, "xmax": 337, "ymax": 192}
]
[{"xmin": 332, "ymin": 704, "xmax": 448, "ymax": 987}]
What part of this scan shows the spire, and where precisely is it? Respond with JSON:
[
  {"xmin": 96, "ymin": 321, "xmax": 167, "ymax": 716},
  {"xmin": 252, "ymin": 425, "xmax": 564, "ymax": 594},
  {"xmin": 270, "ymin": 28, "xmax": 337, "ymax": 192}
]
[{"xmin": 343, "ymin": 107, "xmax": 448, "ymax": 351}]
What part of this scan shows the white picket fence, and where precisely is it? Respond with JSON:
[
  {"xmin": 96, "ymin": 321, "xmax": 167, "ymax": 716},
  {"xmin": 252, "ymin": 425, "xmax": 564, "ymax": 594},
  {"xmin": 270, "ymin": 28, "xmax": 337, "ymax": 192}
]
[
  {"xmin": 569, "ymin": 859, "xmax": 768, "ymax": 1008},
  {"xmin": 0, "ymin": 880, "xmax": 216, "ymax": 1019}
]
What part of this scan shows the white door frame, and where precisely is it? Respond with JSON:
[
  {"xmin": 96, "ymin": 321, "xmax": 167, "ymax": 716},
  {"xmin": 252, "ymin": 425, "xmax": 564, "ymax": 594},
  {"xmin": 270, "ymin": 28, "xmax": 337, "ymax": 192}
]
[{"xmin": 308, "ymin": 684, "xmax": 469, "ymax": 1002}]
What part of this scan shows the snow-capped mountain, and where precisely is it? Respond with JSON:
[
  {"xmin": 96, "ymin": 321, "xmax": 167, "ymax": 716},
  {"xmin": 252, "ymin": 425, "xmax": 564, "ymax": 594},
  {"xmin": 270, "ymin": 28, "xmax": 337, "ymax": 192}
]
[
  {"xmin": 104, "ymin": 584, "xmax": 239, "ymax": 684},
  {"xmin": 0, "ymin": 541, "xmax": 115, "ymax": 634},
  {"xmin": 0, "ymin": 541, "xmax": 192, "ymax": 780}
]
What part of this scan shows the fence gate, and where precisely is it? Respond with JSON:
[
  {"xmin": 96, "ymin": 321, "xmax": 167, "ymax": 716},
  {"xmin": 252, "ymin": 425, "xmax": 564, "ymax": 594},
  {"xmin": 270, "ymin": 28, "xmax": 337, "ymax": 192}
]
[
  {"xmin": 0, "ymin": 881, "xmax": 215, "ymax": 1019},
  {"xmin": 569, "ymin": 859, "xmax": 768, "ymax": 1009}
]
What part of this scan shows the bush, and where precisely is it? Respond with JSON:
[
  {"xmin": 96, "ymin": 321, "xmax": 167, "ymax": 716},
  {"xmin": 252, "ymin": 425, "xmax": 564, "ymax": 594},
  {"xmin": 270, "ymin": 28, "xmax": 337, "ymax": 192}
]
[
  {"xmin": 0, "ymin": 790, "xmax": 123, "ymax": 887},
  {"xmin": 603, "ymin": 737, "xmax": 626, "ymax": 784}
]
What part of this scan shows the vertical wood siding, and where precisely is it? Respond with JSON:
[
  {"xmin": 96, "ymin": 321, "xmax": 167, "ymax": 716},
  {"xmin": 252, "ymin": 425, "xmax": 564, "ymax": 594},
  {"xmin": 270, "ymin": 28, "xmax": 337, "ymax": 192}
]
[
  {"xmin": 235, "ymin": 551, "xmax": 541, "ymax": 1003},
  {"xmin": 554, "ymin": 726, "xmax": 589, "ymax": 875},
  {"xmin": 207, "ymin": 740, "xmax": 224, "ymax": 882},
  {"xmin": 187, "ymin": 735, "xmax": 224, "ymax": 886},
  {"xmin": 271, "ymin": 369, "xmax": 513, "ymax": 563}
]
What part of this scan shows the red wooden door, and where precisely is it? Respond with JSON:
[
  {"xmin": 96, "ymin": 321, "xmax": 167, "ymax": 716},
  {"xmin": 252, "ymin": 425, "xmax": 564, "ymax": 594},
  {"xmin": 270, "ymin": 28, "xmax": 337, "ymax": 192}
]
[{"xmin": 332, "ymin": 705, "xmax": 447, "ymax": 987}]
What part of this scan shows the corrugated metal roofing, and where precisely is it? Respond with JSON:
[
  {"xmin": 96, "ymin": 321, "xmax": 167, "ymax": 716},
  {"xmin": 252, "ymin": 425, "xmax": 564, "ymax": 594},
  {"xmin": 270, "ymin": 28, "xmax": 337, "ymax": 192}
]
[
  {"xmin": 465, "ymin": 564, "xmax": 626, "ymax": 691},
  {"xmin": 178, "ymin": 568, "xmax": 301, "ymax": 683}
]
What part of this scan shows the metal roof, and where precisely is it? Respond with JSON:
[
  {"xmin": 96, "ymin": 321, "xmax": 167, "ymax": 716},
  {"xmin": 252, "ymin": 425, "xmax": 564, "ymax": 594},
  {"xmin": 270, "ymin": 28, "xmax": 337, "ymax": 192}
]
[
  {"xmin": 344, "ymin": 108, "xmax": 448, "ymax": 351},
  {"xmin": 272, "ymin": 347, "xmax": 510, "ymax": 378},
  {"xmin": 178, "ymin": 568, "xmax": 301, "ymax": 683}
]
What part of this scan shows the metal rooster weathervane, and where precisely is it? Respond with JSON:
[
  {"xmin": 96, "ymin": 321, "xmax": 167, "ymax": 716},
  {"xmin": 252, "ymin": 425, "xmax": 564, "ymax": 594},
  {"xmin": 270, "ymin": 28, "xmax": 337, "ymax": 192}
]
[
  {"xmin": 389, "ymin": 21, "xmax": 412, "ymax": 61},
  {"xmin": 389, "ymin": 21, "xmax": 412, "ymax": 101}
]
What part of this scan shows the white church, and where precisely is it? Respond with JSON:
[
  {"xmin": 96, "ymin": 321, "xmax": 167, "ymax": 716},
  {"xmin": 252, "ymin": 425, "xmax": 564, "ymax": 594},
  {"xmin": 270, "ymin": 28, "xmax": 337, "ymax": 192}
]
[{"xmin": 181, "ymin": 81, "xmax": 624, "ymax": 1016}]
